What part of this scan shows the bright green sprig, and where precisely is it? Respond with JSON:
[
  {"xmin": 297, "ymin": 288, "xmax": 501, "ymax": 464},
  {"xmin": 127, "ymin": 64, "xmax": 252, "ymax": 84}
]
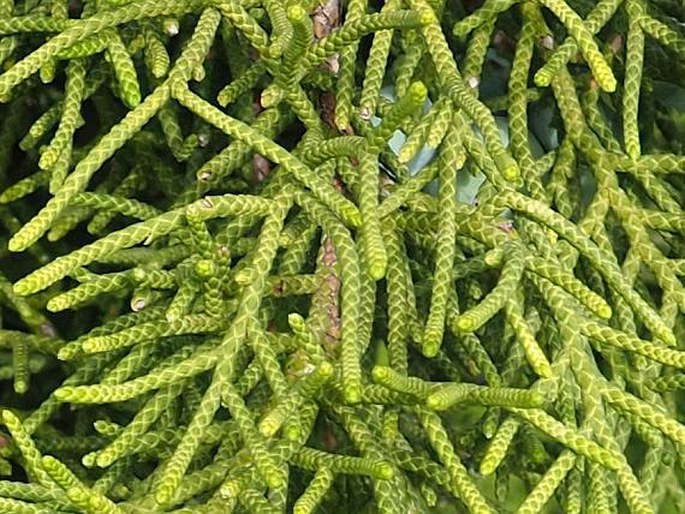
[
  {"xmin": 292, "ymin": 446, "xmax": 393, "ymax": 479},
  {"xmin": 533, "ymin": 0, "xmax": 623, "ymax": 87},
  {"xmin": 157, "ymin": 101, "xmax": 199, "ymax": 162},
  {"xmin": 0, "ymin": 0, "xmax": 206, "ymax": 99},
  {"xmin": 105, "ymin": 29, "xmax": 141, "ymax": 109},
  {"xmin": 479, "ymin": 416, "xmax": 520, "ymax": 475},
  {"xmin": 452, "ymin": 243, "xmax": 526, "ymax": 333},
  {"xmin": 2, "ymin": 411, "xmax": 52, "ymax": 486},
  {"xmin": 71, "ymin": 192, "xmax": 161, "ymax": 221},
  {"xmin": 174, "ymin": 84, "xmax": 361, "ymax": 227},
  {"xmin": 416, "ymin": 406, "xmax": 496, "ymax": 513},
  {"xmin": 623, "ymin": 0, "xmax": 645, "ymax": 158},
  {"xmin": 143, "ymin": 24, "xmax": 170, "ymax": 78},
  {"xmin": 40, "ymin": 59, "xmax": 85, "ymax": 194},
  {"xmin": 359, "ymin": 0, "xmax": 400, "ymax": 117},
  {"xmin": 368, "ymin": 82, "xmax": 427, "ymax": 152},
  {"xmin": 371, "ymin": 366, "xmax": 433, "ymax": 398},
  {"xmin": 639, "ymin": 13, "xmax": 685, "ymax": 55},
  {"xmin": 292, "ymin": 466, "xmax": 334, "ymax": 514},
  {"xmin": 397, "ymin": 98, "xmax": 449, "ymax": 163},
  {"xmin": 0, "ymin": 171, "xmax": 48, "ymax": 204},
  {"xmin": 296, "ymin": 191, "xmax": 362, "ymax": 403},
  {"xmin": 452, "ymin": 0, "xmax": 517, "ymax": 39},
  {"xmin": 258, "ymin": 361, "xmax": 332, "ymax": 437},
  {"xmin": 304, "ymin": 10, "xmax": 425, "ymax": 70},
  {"xmin": 334, "ymin": 0, "xmax": 366, "ymax": 131},
  {"xmin": 153, "ymin": 365, "xmax": 226, "ymax": 505},
  {"xmin": 9, "ymin": 85, "xmax": 174, "ymax": 254},
  {"xmin": 357, "ymin": 152, "xmax": 387, "ymax": 279},
  {"xmin": 12, "ymin": 336, "xmax": 29, "ymax": 394},
  {"xmin": 78, "ymin": 313, "xmax": 223, "ymax": 355},
  {"xmin": 426, "ymin": 382, "xmax": 545, "ymax": 410},
  {"xmin": 422, "ymin": 122, "xmax": 460, "ymax": 357},
  {"xmin": 504, "ymin": 286, "xmax": 552, "ymax": 378},
  {"xmin": 537, "ymin": 0, "xmax": 617, "ymax": 92},
  {"xmin": 217, "ymin": 61, "xmax": 266, "ymax": 107},
  {"xmin": 501, "ymin": 190, "xmax": 675, "ymax": 345},
  {"xmin": 508, "ymin": 408, "xmax": 622, "ymax": 470},
  {"xmin": 515, "ymin": 450, "xmax": 577, "ymax": 514},
  {"xmin": 42, "ymin": 455, "xmax": 122, "ymax": 514},
  {"xmin": 214, "ymin": 0, "xmax": 270, "ymax": 56},
  {"xmin": 602, "ymin": 384, "xmax": 685, "ymax": 446},
  {"xmin": 54, "ymin": 343, "xmax": 219, "ymax": 403}
]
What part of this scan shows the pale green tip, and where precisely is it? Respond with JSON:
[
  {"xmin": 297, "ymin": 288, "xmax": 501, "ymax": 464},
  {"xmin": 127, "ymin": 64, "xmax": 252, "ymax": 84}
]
[
  {"xmin": 626, "ymin": 145, "xmax": 640, "ymax": 161},
  {"xmin": 371, "ymin": 366, "xmax": 390, "ymax": 383},
  {"xmin": 376, "ymin": 462, "xmax": 394, "ymax": 480},
  {"xmin": 7, "ymin": 234, "xmax": 26, "ymax": 253},
  {"xmin": 53, "ymin": 388, "xmax": 72, "ymax": 401},
  {"xmin": 266, "ymin": 473, "xmax": 285, "ymax": 489},
  {"xmin": 13, "ymin": 380, "xmax": 28, "ymax": 395},
  {"xmin": 286, "ymin": 5, "xmax": 307, "ymax": 21},
  {"xmin": 259, "ymin": 418, "xmax": 279, "ymax": 438},
  {"xmin": 344, "ymin": 385, "xmax": 362, "ymax": 404},
  {"xmin": 155, "ymin": 486, "xmax": 174, "ymax": 506},
  {"xmin": 57, "ymin": 346, "xmax": 78, "ymax": 361},
  {"xmin": 425, "ymin": 393, "xmax": 443, "ymax": 410},
  {"xmin": 46, "ymin": 298, "xmax": 64, "ymax": 312},
  {"xmin": 484, "ymin": 249, "xmax": 503, "ymax": 267},
  {"xmin": 81, "ymin": 453, "xmax": 97, "ymax": 468},
  {"xmin": 420, "ymin": 11, "xmax": 437, "ymax": 25},
  {"xmin": 536, "ymin": 362, "xmax": 553, "ymax": 379},
  {"xmin": 39, "ymin": 148, "xmax": 58, "ymax": 171},
  {"xmin": 284, "ymin": 423, "xmax": 301, "ymax": 441},
  {"xmin": 194, "ymin": 259, "xmax": 215, "ymax": 278},
  {"xmin": 596, "ymin": 303, "xmax": 612, "ymax": 320},
  {"xmin": 659, "ymin": 329, "xmax": 677, "ymax": 347},
  {"xmin": 368, "ymin": 256, "xmax": 387, "ymax": 281},
  {"xmin": 533, "ymin": 69, "xmax": 553, "ymax": 88},
  {"xmin": 96, "ymin": 453, "xmax": 114, "ymax": 469},
  {"xmin": 398, "ymin": 146, "xmax": 414, "ymax": 164},
  {"xmin": 123, "ymin": 91, "xmax": 142, "ymax": 110},
  {"xmin": 131, "ymin": 267, "xmax": 148, "ymax": 282},
  {"xmin": 482, "ymin": 421, "xmax": 497, "ymax": 439},
  {"xmin": 41, "ymin": 455, "xmax": 59, "ymax": 469},
  {"xmin": 82, "ymin": 339, "xmax": 103, "ymax": 354},
  {"xmin": 529, "ymin": 392, "xmax": 546, "ymax": 408},
  {"xmin": 261, "ymin": 85, "xmax": 282, "ymax": 108},
  {"xmin": 479, "ymin": 458, "xmax": 498, "ymax": 476},
  {"xmin": 598, "ymin": 75, "xmax": 617, "ymax": 94},
  {"xmin": 502, "ymin": 165, "xmax": 520, "ymax": 182},
  {"xmin": 318, "ymin": 361, "xmax": 334, "ymax": 377},
  {"xmin": 408, "ymin": 81, "xmax": 427, "ymax": 102},
  {"xmin": 287, "ymin": 313, "xmax": 305, "ymax": 330},
  {"xmin": 455, "ymin": 316, "xmax": 474, "ymax": 333},
  {"xmin": 343, "ymin": 206, "xmax": 363, "ymax": 228},
  {"xmin": 1, "ymin": 409, "xmax": 16, "ymax": 425},
  {"xmin": 12, "ymin": 278, "xmax": 33, "ymax": 297},
  {"xmin": 421, "ymin": 341, "xmax": 439, "ymax": 358}
]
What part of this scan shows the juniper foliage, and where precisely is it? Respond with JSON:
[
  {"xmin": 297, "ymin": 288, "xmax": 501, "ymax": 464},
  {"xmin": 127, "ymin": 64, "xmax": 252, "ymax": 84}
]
[{"xmin": 0, "ymin": 0, "xmax": 682, "ymax": 512}]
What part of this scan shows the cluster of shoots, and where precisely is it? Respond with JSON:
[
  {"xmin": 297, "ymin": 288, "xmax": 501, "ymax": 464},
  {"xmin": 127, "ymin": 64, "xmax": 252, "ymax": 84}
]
[{"xmin": 0, "ymin": 0, "xmax": 682, "ymax": 512}]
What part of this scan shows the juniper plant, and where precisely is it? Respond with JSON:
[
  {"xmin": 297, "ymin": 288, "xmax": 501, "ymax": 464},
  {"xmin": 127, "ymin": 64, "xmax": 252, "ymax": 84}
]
[{"xmin": 0, "ymin": 0, "xmax": 682, "ymax": 512}]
